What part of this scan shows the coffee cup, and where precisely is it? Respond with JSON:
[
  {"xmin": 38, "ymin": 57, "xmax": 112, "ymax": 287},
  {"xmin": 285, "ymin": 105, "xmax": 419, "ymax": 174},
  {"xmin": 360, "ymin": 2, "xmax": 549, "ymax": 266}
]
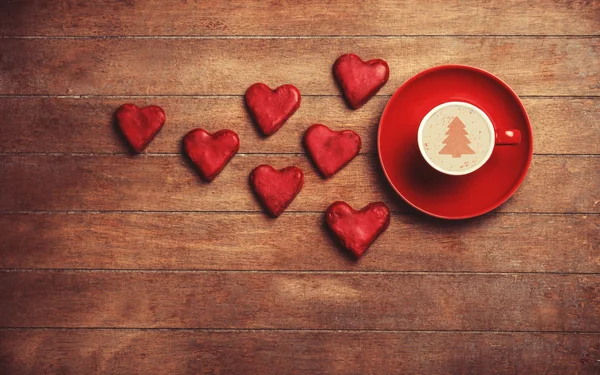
[{"xmin": 417, "ymin": 101, "xmax": 520, "ymax": 176}]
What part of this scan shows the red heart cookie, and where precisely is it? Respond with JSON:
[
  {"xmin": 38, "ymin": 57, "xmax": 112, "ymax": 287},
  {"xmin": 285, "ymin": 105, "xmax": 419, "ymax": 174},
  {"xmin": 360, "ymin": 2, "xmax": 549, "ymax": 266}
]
[
  {"xmin": 115, "ymin": 104, "xmax": 166, "ymax": 153},
  {"xmin": 245, "ymin": 83, "xmax": 301, "ymax": 136},
  {"xmin": 249, "ymin": 165, "xmax": 304, "ymax": 217},
  {"xmin": 325, "ymin": 201, "xmax": 390, "ymax": 258},
  {"xmin": 304, "ymin": 124, "xmax": 361, "ymax": 178},
  {"xmin": 333, "ymin": 53, "xmax": 389, "ymax": 110},
  {"xmin": 183, "ymin": 128, "xmax": 240, "ymax": 181}
]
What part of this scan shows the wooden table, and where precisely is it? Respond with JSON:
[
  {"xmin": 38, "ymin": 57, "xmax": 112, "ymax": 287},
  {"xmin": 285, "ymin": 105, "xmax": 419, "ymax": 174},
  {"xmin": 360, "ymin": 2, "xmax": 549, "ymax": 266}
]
[{"xmin": 1, "ymin": 1, "xmax": 599, "ymax": 374}]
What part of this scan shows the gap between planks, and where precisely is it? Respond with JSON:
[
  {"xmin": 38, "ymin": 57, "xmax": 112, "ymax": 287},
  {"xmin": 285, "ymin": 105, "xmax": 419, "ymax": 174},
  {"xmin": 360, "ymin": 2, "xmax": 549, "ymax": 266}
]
[
  {"xmin": 0, "ymin": 94, "xmax": 599, "ymax": 99},
  {"xmin": 1, "ymin": 269, "xmax": 599, "ymax": 276},
  {"xmin": 1, "ymin": 327, "xmax": 600, "ymax": 335},
  {"xmin": 0, "ymin": 210, "xmax": 598, "ymax": 215},
  {"xmin": 0, "ymin": 153, "xmax": 598, "ymax": 157},
  {"xmin": 2, "ymin": 35, "xmax": 600, "ymax": 39}
]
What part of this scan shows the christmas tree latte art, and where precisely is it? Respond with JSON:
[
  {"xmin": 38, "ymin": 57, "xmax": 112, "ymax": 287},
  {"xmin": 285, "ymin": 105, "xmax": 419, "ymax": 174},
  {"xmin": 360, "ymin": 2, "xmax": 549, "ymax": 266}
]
[
  {"xmin": 418, "ymin": 102, "xmax": 494, "ymax": 175},
  {"xmin": 439, "ymin": 117, "xmax": 475, "ymax": 158}
]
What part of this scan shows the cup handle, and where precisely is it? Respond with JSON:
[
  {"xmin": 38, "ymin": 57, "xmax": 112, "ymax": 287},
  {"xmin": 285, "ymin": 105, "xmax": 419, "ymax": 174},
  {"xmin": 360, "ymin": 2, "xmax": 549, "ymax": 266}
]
[{"xmin": 495, "ymin": 129, "xmax": 521, "ymax": 146}]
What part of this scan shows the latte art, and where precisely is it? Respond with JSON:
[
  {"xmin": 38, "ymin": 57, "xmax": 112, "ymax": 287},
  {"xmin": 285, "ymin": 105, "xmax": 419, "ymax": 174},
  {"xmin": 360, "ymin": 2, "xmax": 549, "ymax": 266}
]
[
  {"xmin": 418, "ymin": 102, "xmax": 495, "ymax": 175},
  {"xmin": 438, "ymin": 117, "xmax": 475, "ymax": 158}
]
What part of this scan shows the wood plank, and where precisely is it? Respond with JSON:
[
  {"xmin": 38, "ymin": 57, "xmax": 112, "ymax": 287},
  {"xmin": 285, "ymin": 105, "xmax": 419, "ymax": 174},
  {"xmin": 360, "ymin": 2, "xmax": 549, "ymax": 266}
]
[
  {"xmin": 0, "ymin": 155, "xmax": 597, "ymax": 213},
  {"xmin": 1, "ymin": 330, "xmax": 600, "ymax": 375},
  {"xmin": 1, "ymin": 213, "xmax": 598, "ymax": 273},
  {"xmin": 1, "ymin": 38, "xmax": 598, "ymax": 96},
  {"xmin": 1, "ymin": 97, "xmax": 597, "ymax": 155},
  {"xmin": 1, "ymin": 271, "xmax": 599, "ymax": 330},
  {"xmin": 1, "ymin": 0, "xmax": 599, "ymax": 36}
]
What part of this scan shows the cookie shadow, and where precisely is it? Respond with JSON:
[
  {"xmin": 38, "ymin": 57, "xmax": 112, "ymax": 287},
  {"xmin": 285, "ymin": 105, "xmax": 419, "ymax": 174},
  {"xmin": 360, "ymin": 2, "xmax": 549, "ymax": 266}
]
[
  {"xmin": 302, "ymin": 140, "xmax": 329, "ymax": 180},
  {"xmin": 321, "ymin": 215, "xmax": 361, "ymax": 262},
  {"xmin": 247, "ymin": 173, "xmax": 283, "ymax": 220},
  {"xmin": 331, "ymin": 59, "xmax": 354, "ymax": 110},
  {"xmin": 243, "ymin": 97, "xmax": 271, "ymax": 139},
  {"xmin": 179, "ymin": 139, "xmax": 212, "ymax": 185},
  {"xmin": 112, "ymin": 111, "xmax": 138, "ymax": 156}
]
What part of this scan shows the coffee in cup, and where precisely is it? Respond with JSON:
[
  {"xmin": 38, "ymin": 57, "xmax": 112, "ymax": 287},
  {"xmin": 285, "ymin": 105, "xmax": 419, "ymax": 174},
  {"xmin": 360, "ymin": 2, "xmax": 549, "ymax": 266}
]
[{"xmin": 418, "ymin": 101, "xmax": 520, "ymax": 175}]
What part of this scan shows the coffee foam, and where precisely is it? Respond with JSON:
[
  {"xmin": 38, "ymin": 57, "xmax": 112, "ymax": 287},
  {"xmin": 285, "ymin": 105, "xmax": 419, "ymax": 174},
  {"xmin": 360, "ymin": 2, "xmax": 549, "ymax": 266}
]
[{"xmin": 420, "ymin": 104, "xmax": 492, "ymax": 174}]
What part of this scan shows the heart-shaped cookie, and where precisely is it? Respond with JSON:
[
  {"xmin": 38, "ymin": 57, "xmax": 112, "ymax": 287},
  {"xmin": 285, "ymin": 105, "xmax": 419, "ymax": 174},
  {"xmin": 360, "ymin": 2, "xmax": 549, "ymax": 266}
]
[
  {"xmin": 249, "ymin": 165, "xmax": 304, "ymax": 217},
  {"xmin": 304, "ymin": 124, "xmax": 361, "ymax": 178},
  {"xmin": 245, "ymin": 83, "xmax": 301, "ymax": 136},
  {"xmin": 333, "ymin": 54, "xmax": 389, "ymax": 110},
  {"xmin": 183, "ymin": 128, "xmax": 240, "ymax": 181},
  {"xmin": 325, "ymin": 201, "xmax": 390, "ymax": 258},
  {"xmin": 115, "ymin": 104, "xmax": 166, "ymax": 153}
]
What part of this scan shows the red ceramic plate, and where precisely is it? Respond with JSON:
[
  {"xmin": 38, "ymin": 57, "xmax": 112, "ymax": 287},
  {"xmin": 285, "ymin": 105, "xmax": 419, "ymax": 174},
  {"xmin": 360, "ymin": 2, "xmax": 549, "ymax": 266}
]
[{"xmin": 378, "ymin": 65, "xmax": 533, "ymax": 219}]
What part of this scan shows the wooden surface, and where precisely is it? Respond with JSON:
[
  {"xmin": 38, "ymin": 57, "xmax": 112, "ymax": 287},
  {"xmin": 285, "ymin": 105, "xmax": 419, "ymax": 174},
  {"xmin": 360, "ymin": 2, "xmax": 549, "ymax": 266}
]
[
  {"xmin": 0, "ymin": 1, "xmax": 599, "ymax": 374},
  {"xmin": 1, "ymin": 0, "xmax": 598, "ymax": 36},
  {"xmin": 1, "ymin": 38, "xmax": 599, "ymax": 96},
  {"xmin": 1, "ymin": 97, "xmax": 599, "ymax": 154},
  {"xmin": 1, "ymin": 155, "xmax": 599, "ymax": 213}
]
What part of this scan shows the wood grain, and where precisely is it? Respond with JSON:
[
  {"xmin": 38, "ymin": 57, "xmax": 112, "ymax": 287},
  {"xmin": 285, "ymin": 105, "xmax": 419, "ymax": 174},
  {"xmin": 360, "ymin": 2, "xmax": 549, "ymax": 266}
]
[
  {"xmin": 1, "ymin": 329, "xmax": 600, "ymax": 375},
  {"xmin": 0, "ymin": 155, "xmax": 597, "ymax": 213},
  {"xmin": 1, "ymin": 97, "xmax": 598, "ymax": 155},
  {"xmin": 1, "ymin": 0, "xmax": 599, "ymax": 36},
  {"xmin": 1, "ymin": 271, "xmax": 599, "ymax": 330},
  {"xmin": 1, "ymin": 1, "xmax": 599, "ymax": 373},
  {"xmin": 1, "ymin": 213, "xmax": 598, "ymax": 273},
  {"xmin": 1, "ymin": 38, "xmax": 598, "ymax": 96}
]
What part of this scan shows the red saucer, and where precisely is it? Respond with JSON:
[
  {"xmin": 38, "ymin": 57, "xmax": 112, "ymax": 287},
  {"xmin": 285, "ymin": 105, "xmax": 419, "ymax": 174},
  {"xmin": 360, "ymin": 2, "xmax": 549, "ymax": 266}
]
[{"xmin": 378, "ymin": 65, "xmax": 533, "ymax": 219}]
